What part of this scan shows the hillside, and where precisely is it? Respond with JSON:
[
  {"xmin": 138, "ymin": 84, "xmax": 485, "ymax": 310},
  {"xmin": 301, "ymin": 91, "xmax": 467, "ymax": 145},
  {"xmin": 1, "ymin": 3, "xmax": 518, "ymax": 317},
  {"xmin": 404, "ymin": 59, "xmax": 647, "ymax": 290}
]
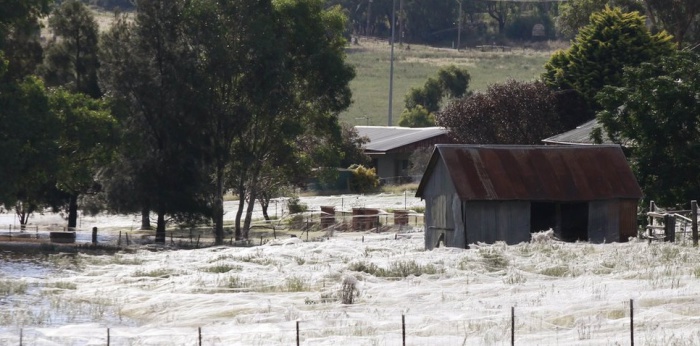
[{"xmin": 340, "ymin": 37, "xmax": 559, "ymax": 126}]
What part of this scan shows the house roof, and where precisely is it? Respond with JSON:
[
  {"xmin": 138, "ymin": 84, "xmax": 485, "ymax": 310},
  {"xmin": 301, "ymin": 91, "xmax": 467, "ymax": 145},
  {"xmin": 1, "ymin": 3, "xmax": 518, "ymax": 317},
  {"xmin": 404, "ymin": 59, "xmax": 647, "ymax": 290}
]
[
  {"xmin": 355, "ymin": 126, "xmax": 449, "ymax": 153},
  {"xmin": 416, "ymin": 144, "xmax": 643, "ymax": 201},
  {"xmin": 542, "ymin": 119, "xmax": 613, "ymax": 145}
]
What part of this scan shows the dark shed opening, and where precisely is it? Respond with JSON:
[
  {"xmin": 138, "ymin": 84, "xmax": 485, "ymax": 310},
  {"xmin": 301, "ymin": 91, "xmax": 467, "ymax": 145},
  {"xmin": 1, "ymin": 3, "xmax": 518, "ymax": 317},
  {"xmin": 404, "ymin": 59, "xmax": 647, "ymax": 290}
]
[
  {"xmin": 530, "ymin": 202, "xmax": 589, "ymax": 241},
  {"xmin": 560, "ymin": 203, "xmax": 588, "ymax": 241},
  {"xmin": 530, "ymin": 202, "xmax": 556, "ymax": 233}
]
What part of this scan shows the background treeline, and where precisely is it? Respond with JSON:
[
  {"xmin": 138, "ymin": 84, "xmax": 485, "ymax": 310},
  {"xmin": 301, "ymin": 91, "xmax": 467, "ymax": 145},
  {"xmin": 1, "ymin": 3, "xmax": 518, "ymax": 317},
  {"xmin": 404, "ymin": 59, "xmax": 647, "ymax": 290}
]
[{"xmin": 85, "ymin": 0, "xmax": 700, "ymax": 47}]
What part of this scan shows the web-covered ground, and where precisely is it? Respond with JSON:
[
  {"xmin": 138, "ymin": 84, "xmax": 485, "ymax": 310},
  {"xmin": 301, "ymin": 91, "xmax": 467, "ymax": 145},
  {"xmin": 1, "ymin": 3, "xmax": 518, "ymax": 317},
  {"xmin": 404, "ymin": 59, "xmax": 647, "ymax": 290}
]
[{"xmin": 1, "ymin": 194, "xmax": 700, "ymax": 345}]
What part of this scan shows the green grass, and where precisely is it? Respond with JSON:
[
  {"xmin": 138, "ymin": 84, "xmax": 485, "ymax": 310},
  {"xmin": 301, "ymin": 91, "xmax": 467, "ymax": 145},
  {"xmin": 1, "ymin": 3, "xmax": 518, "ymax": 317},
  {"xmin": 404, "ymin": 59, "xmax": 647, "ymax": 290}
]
[{"xmin": 340, "ymin": 38, "xmax": 555, "ymax": 126}]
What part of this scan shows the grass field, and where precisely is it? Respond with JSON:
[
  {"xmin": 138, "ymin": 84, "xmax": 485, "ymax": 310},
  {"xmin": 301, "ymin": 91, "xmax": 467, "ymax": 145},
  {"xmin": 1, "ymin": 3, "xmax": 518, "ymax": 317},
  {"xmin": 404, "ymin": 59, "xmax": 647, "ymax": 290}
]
[
  {"xmin": 340, "ymin": 37, "xmax": 562, "ymax": 126},
  {"xmin": 83, "ymin": 9, "xmax": 559, "ymax": 128}
]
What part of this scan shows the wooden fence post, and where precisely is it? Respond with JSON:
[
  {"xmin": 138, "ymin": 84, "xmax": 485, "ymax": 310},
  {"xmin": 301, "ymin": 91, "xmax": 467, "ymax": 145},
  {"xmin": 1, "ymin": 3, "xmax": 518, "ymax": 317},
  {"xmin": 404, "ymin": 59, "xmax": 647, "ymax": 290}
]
[
  {"xmin": 296, "ymin": 321, "xmax": 300, "ymax": 346},
  {"xmin": 107, "ymin": 328, "xmax": 110, "ymax": 346},
  {"xmin": 630, "ymin": 299, "xmax": 634, "ymax": 346},
  {"xmin": 664, "ymin": 214, "xmax": 675, "ymax": 242},
  {"xmin": 198, "ymin": 327, "xmax": 202, "ymax": 346},
  {"xmin": 692, "ymin": 200, "xmax": 698, "ymax": 246},
  {"xmin": 402, "ymin": 314, "xmax": 406, "ymax": 346},
  {"xmin": 511, "ymin": 306, "xmax": 515, "ymax": 346},
  {"xmin": 19, "ymin": 328, "xmax": 22, "ymax": 346}
]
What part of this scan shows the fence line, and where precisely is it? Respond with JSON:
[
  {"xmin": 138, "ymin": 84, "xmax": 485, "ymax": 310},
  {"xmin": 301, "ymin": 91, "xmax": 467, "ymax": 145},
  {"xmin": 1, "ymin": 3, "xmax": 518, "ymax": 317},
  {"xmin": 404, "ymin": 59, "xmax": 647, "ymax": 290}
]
[{"xmin": 5, "ymin": 299, "xmax": 662, "ymax": 346}]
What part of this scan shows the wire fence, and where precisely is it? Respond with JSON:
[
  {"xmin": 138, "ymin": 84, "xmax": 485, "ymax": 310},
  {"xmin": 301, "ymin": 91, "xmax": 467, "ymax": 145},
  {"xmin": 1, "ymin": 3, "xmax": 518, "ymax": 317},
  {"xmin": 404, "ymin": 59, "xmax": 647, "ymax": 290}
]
[
  {"xmin": 0, "ymin": 207, "xmax": 426, "ymax": 250},
  {"xmin": 4, "ymin": 299, "xmax": 696, "ymax": 346}
]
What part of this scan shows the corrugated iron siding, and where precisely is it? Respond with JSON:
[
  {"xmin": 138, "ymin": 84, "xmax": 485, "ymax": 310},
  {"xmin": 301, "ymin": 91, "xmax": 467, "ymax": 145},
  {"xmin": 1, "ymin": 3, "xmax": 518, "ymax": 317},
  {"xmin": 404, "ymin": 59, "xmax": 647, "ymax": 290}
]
[
  {"xmin": 420, "ymin": 160, "xmax": 457, "ymax": 249},
  {"xmin": 588, "ymin": 200, "xmax": 620, "ymax": 243},
  {"xmin": 588, "ymin": 199, "xmax": 639, "ymax": 243},
  {"xmin": 434, "ymin": 145, "xmax": 643, "ymax": 202},
  {"xmin": 464, "ymin": 201, "xmax": 530, "ymax": 245}
]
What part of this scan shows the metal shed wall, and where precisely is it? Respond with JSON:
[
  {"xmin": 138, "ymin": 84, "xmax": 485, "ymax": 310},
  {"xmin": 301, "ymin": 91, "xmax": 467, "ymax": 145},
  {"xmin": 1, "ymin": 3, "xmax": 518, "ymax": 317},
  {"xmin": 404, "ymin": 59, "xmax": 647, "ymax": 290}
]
[
  {"xmin": 587, "ymin": 199, "xmax": 639, "ymax": 243},
  {"xmin": 420, "ymin": 160, "xmax": 458, "ymax": 249},
  {"xmin": 588, "ymin": 200, "xmax": 620, "ymax": 243},
  {"xmin": 463, "ymin": 201, "xmax": 531, "ymax": 245}
]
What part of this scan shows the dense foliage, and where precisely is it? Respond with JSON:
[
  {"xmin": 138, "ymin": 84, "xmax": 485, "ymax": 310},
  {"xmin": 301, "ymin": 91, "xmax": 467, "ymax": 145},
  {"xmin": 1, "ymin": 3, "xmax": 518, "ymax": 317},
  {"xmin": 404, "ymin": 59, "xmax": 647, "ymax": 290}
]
[
  {"xmin": 543, "ymin": 7, "xmax": 675, "ymax": 109},
  {"xmin": 555, "ymin": 0, "xmax": 644, "ymax": 38},
  {"xmin": 400, "ymin": 65, "xmax": 470, "ymax": 127},
  {"xmin": 0, "ymin": 0, "xmax": 359, "ymax": 242},
  {"xmin": 436, "ymin": 80, "xmax": 570, "ymax": 144},
  {"xmin": 597, "ymin": 51, "xmax": 700, "ymax": 206}
]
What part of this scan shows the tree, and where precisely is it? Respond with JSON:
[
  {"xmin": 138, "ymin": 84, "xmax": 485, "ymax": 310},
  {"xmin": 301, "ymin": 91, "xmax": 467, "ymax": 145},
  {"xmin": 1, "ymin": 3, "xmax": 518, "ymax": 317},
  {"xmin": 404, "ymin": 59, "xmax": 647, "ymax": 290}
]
[
  {"xmin": 485, "ymin": 1, "xmax": 516, "ymax": 36},
  {"xmin": 0, "ymin": 0, "xmax": 51, "ymax": 80},
  {"xmin": 596, "ymin": 51, "xmax": 700, "ymax": 206},
  {"xmin": 49, "ymin": 89, "xmax": 118, "ymax": 228},
  {"xmin": 227, "ymin": 0, "xmax": 354, "ymax": 240},
  {"xmin": 0, "ymin": 54, "xmax": 60, "ymax": 228},
  {"xmin": 398, "ymin": 105, "xmax": 435, "ymax": 127},
  {"xmin": 436, "ymin": 80, "xmax": 565, "ymax": 144},
  {"xmin": 402, "ymin": 65, "xmax": 470, "ymax": 126},
  {"xmin": 99, "ymin": 0, "xmax": 212, "ymax": 243},
  {"xmin": 41, "ymin": 0, "xmax": 101, "ymax": 98},
  {"xmin": 642, "ymin": 0, "xmax": 700, "ymax": 47},
  {"xmin": 555, "ymin": 0, "xmax": 644, "ymax": 38},
  {"xmin": 543, "ymin": 7, "xmax": 674, "ymax": 110}
]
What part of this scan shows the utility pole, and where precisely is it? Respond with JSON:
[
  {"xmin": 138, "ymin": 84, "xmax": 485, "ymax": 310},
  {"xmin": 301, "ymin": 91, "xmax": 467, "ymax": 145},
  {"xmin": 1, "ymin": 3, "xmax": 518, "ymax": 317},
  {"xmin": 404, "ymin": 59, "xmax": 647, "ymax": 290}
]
[
  {"xmin": 456, "ymin": 0, "xmax": 462, "ymax": 51},
  {"xmin": 399, "ymin": 0, "xmax": 404, "ymax": 46},
  {"xmin": 388, "ymin": 0, "xmax": 396, "ymax": 126},
  {"xmin": 366, "ymin": 0, "xmax": 372, "ymax": 36}
]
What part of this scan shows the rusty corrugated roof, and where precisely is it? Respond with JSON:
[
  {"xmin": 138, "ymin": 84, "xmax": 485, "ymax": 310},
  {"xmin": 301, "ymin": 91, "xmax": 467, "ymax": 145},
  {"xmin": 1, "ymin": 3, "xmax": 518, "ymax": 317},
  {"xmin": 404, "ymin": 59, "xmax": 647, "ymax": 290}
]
[{"xmin": 416, "ymin": 144, "xmax": 643, "ymax": 201}]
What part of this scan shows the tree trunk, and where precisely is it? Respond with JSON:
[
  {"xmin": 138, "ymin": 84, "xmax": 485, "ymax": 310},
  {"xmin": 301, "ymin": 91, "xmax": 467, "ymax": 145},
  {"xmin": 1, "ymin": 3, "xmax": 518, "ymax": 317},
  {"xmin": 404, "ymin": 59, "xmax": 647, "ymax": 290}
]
[
  {"xmin": 260, "ymin": 193, "xmax": 270, "ymax": 221},
  {"xmin": 243, "ymin": 189, "xmax": 257, "ymax": 240},
  {"xmin": 155, "ymin": 209, "xmax": 166, "ymax": 243},
  {"xmin": 234, "ymin": 179, "xmax": 246, "ymax": 240},
  {"xmin": 67, "ymin": 194, "xmax": 78, "ymax": 229},
  {"xmin": 16, "ymin": 203, "xmax": 28, "ymax": 231},
  {"xmin": 140, "ymin": 206, "xmax": 151, "ymax": 230},
  {"xmin": 213, "ymin": 169, "xmax": 225, "ymax": 245},
  {"xmin": 243, "ymin": 165, "xmax": 262, "ymax": 239}
]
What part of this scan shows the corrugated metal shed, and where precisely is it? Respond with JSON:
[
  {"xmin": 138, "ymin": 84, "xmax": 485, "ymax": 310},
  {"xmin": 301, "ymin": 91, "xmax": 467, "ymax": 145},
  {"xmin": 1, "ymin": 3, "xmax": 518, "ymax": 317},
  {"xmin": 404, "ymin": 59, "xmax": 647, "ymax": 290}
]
[
  {"xmin": 417, "ymin": 144, "xmax": 643, "ymax": 202},
  {"xmin": 355, "ymin": 126, "xmax": 448, "ymax": 153}
]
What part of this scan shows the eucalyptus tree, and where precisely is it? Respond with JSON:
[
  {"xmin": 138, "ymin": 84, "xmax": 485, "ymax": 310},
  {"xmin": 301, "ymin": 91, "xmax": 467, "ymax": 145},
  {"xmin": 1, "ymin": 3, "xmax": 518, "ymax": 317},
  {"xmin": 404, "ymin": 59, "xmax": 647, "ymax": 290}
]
[
  {"xmin": 0, "ymin": 1, "xmax": 57, "ymax": 227},
  {"xmin": 49, "ymin": 89, "xmax": 118, "ymax": 228},
  {"xmin": 41, "ymin": 0, "xmax": 101, "ymax": 98},
  {"xmin": 181, "ymin": 0, "xmax": 353, "ymax": 242},
  {"xmin": 0, "ymin": 55, "xmax": 59, "ymax": 228},
  {"xmin": 0, "ymin": 0, "xmax": 50, "ymax": 80},
  {"xmin": 231, "ymin": 0, "xmax": 354, "ymax": 240},
  {"xmin": 99, "ymin": 1, "xmax": 211, "ymax": 243}
]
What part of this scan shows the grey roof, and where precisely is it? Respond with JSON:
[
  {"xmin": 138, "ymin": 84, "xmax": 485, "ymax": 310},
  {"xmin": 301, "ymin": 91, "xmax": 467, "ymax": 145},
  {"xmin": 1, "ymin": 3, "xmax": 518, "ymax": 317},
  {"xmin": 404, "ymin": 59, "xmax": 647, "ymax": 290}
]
[
  {"xmin": 542, "ymin": 119, "xmax": 614, "ymax": 145},
  {"xmin": 416, "ymin": 144, "xmax": 643, "ymax": 201},
  {"xmin": 355, "ymin": 126, "xmax": 449, "ymax": 153}
]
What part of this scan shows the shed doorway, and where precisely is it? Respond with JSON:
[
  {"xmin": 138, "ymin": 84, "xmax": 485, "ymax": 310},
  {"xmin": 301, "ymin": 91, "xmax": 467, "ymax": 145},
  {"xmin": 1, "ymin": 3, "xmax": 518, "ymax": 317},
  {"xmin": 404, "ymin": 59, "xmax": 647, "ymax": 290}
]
[
  {"xmin": 530, "ymin": 202, "xmax": 589, "ymax": 242},
  {"xmin": 530, "ymin": 202, "xmax": 556, "ymax": 233},
  {"xmin": 560, "ymin": 203, "xmax": 588, "ymax": 241}
]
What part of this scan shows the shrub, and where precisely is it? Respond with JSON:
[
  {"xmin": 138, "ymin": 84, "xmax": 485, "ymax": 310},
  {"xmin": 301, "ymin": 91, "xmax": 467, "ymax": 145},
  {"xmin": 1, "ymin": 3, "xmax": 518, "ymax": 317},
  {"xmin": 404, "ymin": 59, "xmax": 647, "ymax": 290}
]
[
  {"xmin": 340, "ymin": 276, "xmax": 360, "ymax": 304},
  {"xmin": 287, "ymin": 196, "xmax": 308, "ymax": 214},
  {"xmin": 348, "ymin": 165, "xmax": 379, "ymax": 193}
]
